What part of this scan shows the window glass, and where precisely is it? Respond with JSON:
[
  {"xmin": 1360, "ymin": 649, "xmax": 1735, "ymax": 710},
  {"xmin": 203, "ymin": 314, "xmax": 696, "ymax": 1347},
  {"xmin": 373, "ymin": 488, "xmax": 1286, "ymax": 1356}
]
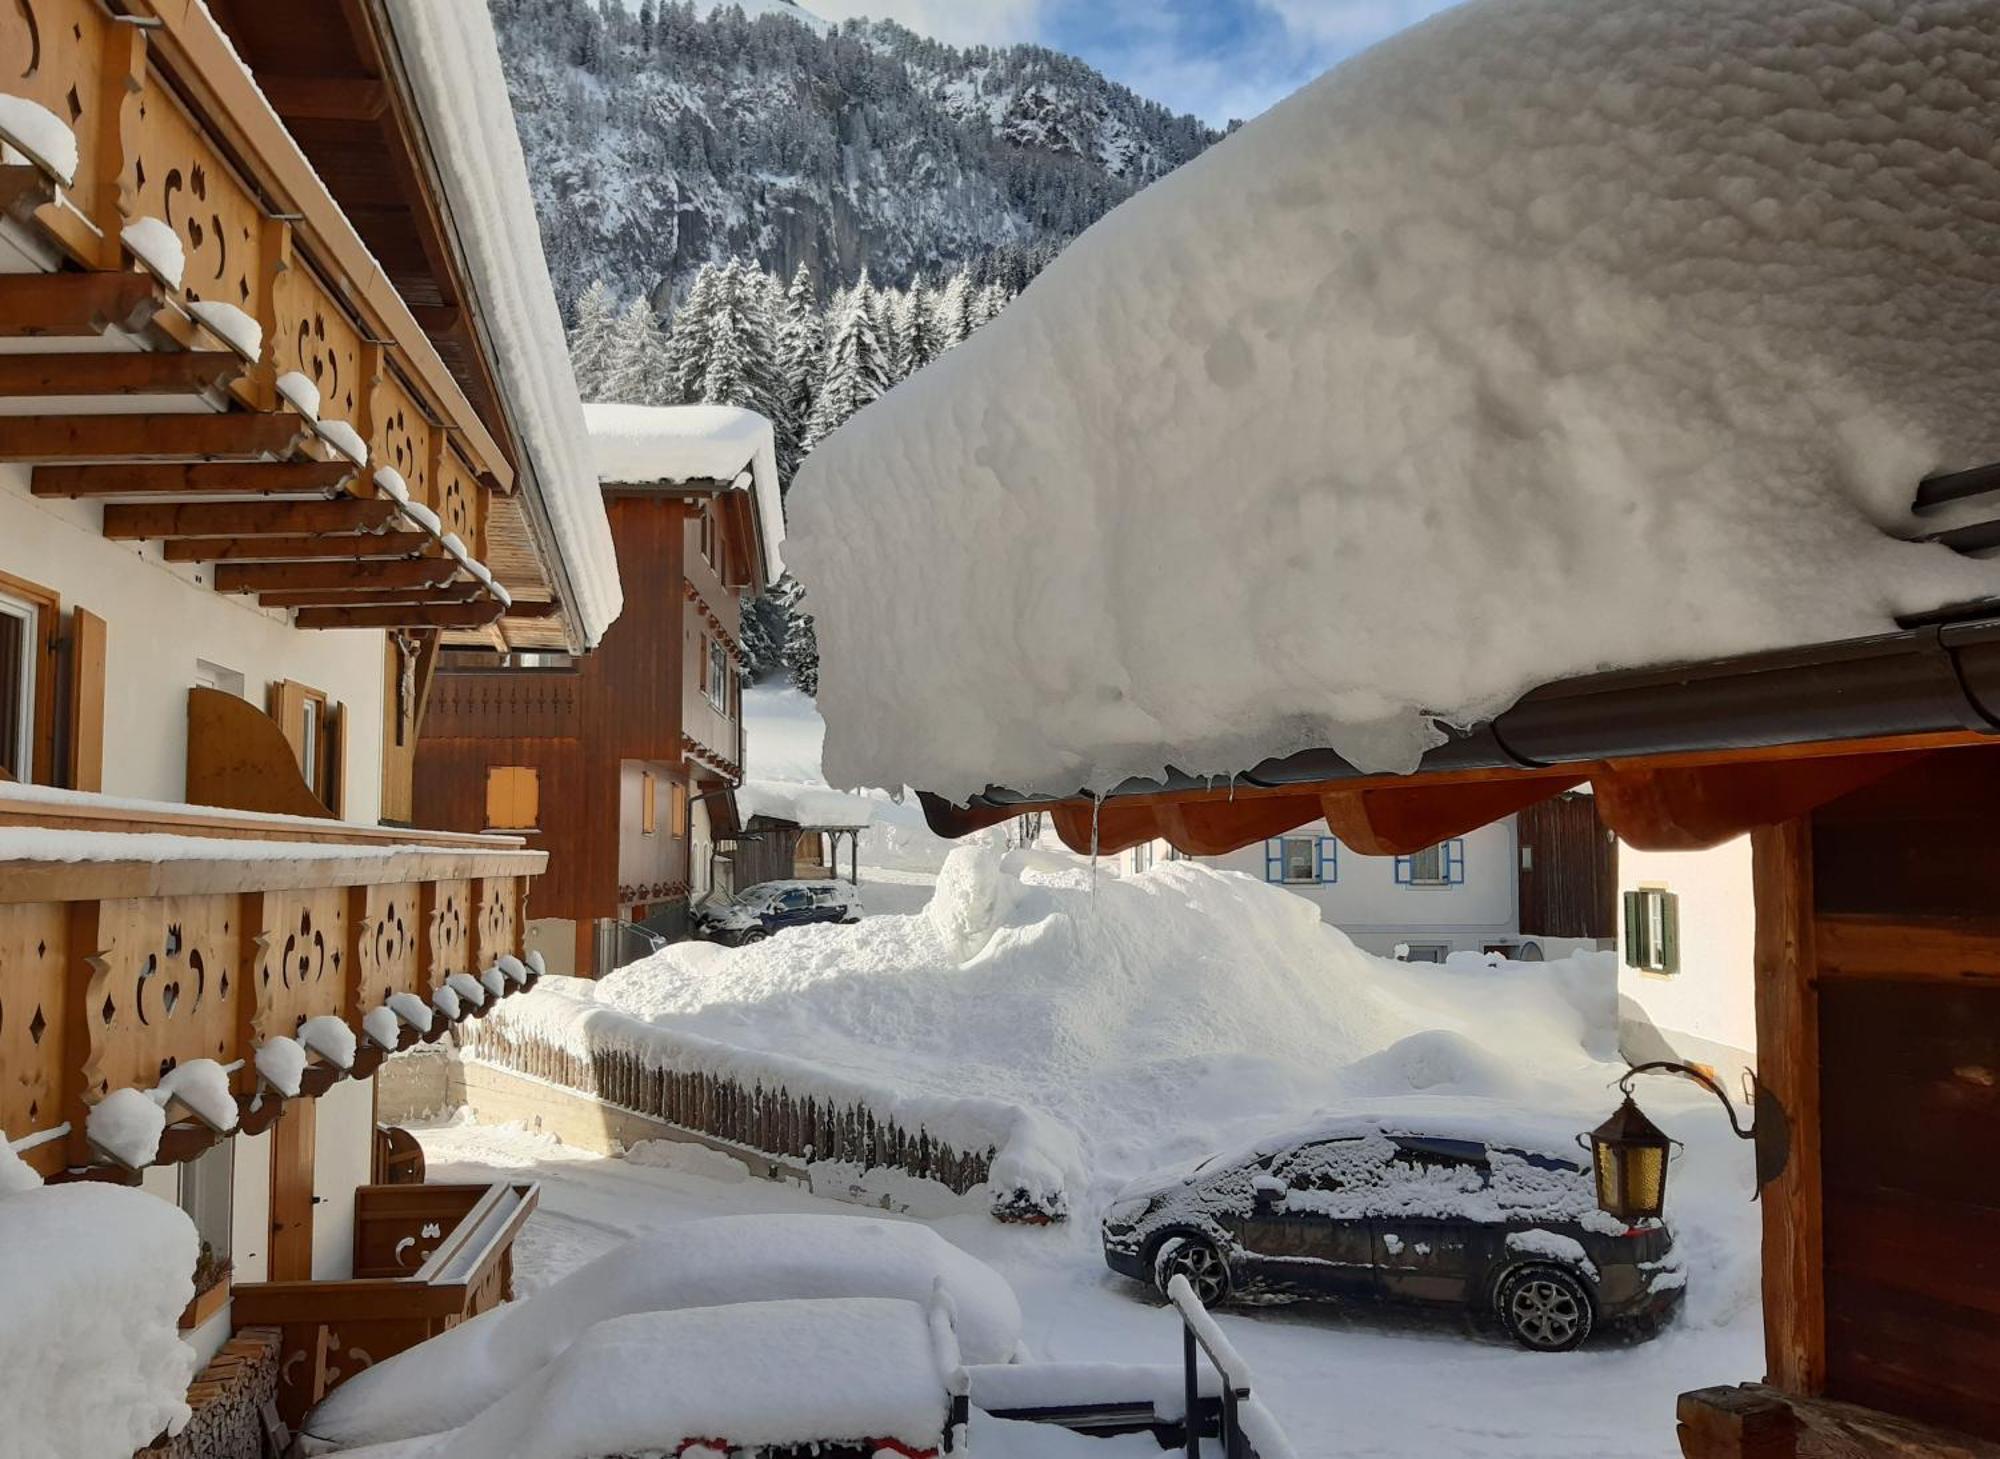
[
  {"xmin": 1407, "ymin": 844, "xmax": 1443, "ymax": 883},
  {"xmin": 1402, "ymin": 943, "xmax": 1450, "ymax": 963},
  {"xmin": 179, "ymin": 1140, "xmax": 233, "ymax": 1296},
  {"xmin": 1281, "ymin": 838, "xmax": 1316, "ymax": 883},
  {"xmin": 0, "ymin": 593, "xmax": 32, "ymax": 781}
]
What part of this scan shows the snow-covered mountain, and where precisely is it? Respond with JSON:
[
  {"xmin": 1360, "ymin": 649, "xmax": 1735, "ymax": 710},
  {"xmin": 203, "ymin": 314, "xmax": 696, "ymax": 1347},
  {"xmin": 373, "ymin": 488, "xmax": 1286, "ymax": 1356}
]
[{"xmin": 489, "ymin": 0, "xmax": 1219, "ymax": 313}]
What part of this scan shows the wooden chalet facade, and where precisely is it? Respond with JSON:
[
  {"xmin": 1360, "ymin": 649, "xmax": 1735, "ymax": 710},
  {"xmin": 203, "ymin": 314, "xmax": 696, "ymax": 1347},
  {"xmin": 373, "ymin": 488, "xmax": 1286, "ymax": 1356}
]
[
  {"xmin": 0, "ymin": 0, "xmax": 611, "ymax": 1444},
  {"xmin": 415, "ymin": 406, "xmax": 782, "ymax": 975},
  {"xmin": 922, "ymin": 623, "xmax": 2000, "ymax": 1457}
]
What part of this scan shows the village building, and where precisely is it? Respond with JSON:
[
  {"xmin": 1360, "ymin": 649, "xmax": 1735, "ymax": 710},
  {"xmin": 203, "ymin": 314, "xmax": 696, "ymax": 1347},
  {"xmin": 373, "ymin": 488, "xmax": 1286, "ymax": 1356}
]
[
  {"xmin": 1154, "ymin": 792, "xmax": 1614, "ymax": 963},
  {"xmin": 0, "ymin": 0, "xmax": 618, "ymax": 1445},
  {"xmin": 413, "ymin": 403, "xmax": 783, "ymax": 976}
]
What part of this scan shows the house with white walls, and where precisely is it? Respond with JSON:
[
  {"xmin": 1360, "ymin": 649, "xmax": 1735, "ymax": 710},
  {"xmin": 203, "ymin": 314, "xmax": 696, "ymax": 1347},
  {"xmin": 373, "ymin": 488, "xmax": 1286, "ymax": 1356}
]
[
  {"xmin": 1614, "ymin": 837, "xmax": 1757, "ymax": 1072},
  {"xmin": 1, "ymin": 0, "xmax": 618, "ymax": 1445},
  {"xmin": 1139, "ymin": 793, "xmax": 1616, "ymax": 962}
]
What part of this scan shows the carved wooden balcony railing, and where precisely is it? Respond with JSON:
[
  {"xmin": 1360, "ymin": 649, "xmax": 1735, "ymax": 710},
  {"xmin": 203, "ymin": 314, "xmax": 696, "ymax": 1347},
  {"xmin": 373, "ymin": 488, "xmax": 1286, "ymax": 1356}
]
[
  {"xmin": 0, "ymin": 787, "xmax": 546, "ymax": 1178},
  {"xmin": 234, "ymin": 1180, "xmax": 539, "ymax": 1428},
  {"xmin": 0, "ymin": 0, "xmax": 541, "ymax": 635}
]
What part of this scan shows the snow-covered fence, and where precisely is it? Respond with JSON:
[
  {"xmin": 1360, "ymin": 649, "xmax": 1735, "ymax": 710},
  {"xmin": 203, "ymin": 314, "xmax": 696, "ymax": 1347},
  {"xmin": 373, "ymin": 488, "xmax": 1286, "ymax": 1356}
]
[{"xmin": 459, "ymin": 986, "xmax": 1076, "ymax": 1221}]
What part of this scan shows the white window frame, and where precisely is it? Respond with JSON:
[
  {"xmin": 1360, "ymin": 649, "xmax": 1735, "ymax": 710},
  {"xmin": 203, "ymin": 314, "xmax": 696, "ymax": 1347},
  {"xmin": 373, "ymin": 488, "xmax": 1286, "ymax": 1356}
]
[
  {"xmin": 1279, "ymin": 837, "xmax": 1317, "ymax": 884},
  {"xmin": 1401, "ymin": 942, "xmax": 1451, "ymax": 964},
  {"xmin": 0, "ymin": 589, "xmax": 38, "ymax": 781},
  {"xmin": 705, "ymin": 638, "xmax": 730, "ymax": 710},
  {"xmin": 1131, "ymin": 841, "xmax": 1154, "ymax": 874}
]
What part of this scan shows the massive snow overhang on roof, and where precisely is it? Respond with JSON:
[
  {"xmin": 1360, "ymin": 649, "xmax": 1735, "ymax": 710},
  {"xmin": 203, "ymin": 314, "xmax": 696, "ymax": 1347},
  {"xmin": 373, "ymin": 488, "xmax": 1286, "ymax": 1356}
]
[
  {"xmin": 788, "ymin": 0, "xmax": 2000, "ymax": 807},
  {"xmin": 582, "ymin": 403, "xmax": 787, "ymax": 588},
  {"xmin": 734, "ymin": 778, "xmax": 876, "ymax": 830},
  {"xmin": 382, "ymin": 0, "xmax": 624, "ymax": 649}
]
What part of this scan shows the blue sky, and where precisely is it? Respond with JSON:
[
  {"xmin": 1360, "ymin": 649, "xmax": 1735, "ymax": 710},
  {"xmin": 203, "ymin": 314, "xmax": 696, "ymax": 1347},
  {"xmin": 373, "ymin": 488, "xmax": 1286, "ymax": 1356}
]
[{"xmin": 801, "ymin": 0, "xmax": 1467, "ymax": 125}]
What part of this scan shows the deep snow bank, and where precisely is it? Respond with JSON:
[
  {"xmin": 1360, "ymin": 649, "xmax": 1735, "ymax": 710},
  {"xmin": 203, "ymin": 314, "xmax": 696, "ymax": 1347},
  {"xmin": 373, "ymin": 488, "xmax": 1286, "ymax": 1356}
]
[
  {"xmin": 0, "ymin": 1148, "xmax": 200, "ymax": 1459},
  {"xmin": 790, "ymin": 0, "xmax": 2000, "ymax": 797},
  {"xmin": 579, "ymin": 848, "xmax": 1620, "ymax": 1202}
]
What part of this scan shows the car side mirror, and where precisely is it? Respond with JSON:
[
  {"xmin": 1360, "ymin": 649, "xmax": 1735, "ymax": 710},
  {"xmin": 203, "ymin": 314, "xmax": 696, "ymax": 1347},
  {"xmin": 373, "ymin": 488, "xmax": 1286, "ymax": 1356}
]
[{"xmin": 1252, "ymin": 1174, "xmax": 1287, "ymax": 1211}]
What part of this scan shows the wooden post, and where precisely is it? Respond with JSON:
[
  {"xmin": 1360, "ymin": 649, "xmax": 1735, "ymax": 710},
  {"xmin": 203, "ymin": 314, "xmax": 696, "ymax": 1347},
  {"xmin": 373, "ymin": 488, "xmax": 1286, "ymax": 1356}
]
[
  {"xmin": 267, "ymin": 1097, "xmax": 317, "ymax": 1281},
  {"xmin": 1751, "ymin": 819, "xmax": 1825, "ymax": 1395}
]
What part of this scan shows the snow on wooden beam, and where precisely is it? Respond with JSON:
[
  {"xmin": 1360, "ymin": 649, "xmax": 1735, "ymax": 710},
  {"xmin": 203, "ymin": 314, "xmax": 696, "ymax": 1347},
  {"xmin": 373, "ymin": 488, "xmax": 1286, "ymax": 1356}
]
[
  {"xmin": 257, "ymin": 584, "xmax": 487, "ymax": 611},
  {"xmin": 35, "ymin": 460, "xmax": 360, "ymax": 498}
]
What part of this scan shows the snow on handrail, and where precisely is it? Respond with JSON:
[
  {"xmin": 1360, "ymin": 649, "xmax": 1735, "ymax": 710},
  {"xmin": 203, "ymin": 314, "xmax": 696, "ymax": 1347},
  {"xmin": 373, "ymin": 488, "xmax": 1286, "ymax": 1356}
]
[{"xmin": 1166, "ymin": 1274, "xmax": 1253, "ymax": 1394}]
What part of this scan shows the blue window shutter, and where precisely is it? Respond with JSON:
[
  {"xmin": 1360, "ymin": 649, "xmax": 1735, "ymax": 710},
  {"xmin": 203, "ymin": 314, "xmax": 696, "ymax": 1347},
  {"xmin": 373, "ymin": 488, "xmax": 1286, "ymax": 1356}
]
[
  {"xmin": 1265, "ymin": 840, "xmax": 1281, "ymax": 882},
  {"xmin": 1394, "ymin": 855, "xmax": 1411, "ymax": 886},
  {"xmin": 1318, "ymin": 837, "xmax": 1338, "ymax": 884},
  {"xmin": 1446, "ymin": 838, "xmax": 1466, "ymax": 885}
]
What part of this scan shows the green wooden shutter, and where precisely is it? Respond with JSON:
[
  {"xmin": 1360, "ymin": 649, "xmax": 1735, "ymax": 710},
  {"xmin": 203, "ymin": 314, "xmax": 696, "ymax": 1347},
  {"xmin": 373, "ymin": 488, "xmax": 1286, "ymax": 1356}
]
[
  {"xmin": 1622, "ymin": 890, "xmax": 1643, "ymax": 968},
  {"xmin": 1660, "ymin": 892, "xmax": 1681, "ymax": 975}
]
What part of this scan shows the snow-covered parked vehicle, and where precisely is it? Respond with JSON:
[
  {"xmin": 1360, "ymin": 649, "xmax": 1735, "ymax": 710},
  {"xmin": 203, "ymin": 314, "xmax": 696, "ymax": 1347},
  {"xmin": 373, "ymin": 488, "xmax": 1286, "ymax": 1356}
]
[
  {"xmin": 693, "ymin": 880, "xmax": 861, "ymax": 945},
  {"xmin": 1100, "ymin": 1116, "xmax": 1683, "ymax": 1352}
]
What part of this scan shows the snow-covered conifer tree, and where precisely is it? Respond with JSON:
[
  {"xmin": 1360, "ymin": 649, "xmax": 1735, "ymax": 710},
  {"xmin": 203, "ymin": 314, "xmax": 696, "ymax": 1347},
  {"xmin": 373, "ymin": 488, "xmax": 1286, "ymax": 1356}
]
[
  {"xmin": 933, "ymin": 269, "xmax": 975, "ymax": 349},
  {"xmin": 802, "ymin": 273, "xmax": 892, "ymax": 452},
  {"xmin": 601, "ymin": 295, "xmax": 672, "ymax": 404},
  {"xmin": 774, "ymin": 263, "xmax": 824, "ymax": 481},
  {"xmin": 567, "ymin": 279, "xmax": 618, "ymax": 400},
  {"xmin": 971, "ymin": 280, "xmax": 1009, "ymax": 330},
  {"xmin": 667, "ymin": 262, "xmax": 723, "ymax": 404},
  {"xmin": 775, "ymin": 575, "xmax": 819, "ymax": 695}
]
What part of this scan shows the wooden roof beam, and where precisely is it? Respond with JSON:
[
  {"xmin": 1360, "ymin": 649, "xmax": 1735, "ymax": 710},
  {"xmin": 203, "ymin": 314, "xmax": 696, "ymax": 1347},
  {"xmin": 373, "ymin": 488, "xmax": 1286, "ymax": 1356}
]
[
  {"xmin": 214, "ymin": 558, "xmax": 461, "ymax": 594},
  {"xmin": 103, "ymin": 498, "xmax": 400, "ymax": 539},
  {"xmin": 0, "ymin": 352, "xmax": 245, "ymax": 398},
  {"xmin": 36, "ymin": 461, "xmax": 359, "ymax": 499},
  {"xmin": 0, "ymin": 414, "xmax": 310, "ymax": 463},
  {"xmin": 164, "ymin": 531, "xmax": 432, "ymax": 563},
  {"xmin": 258, "ymin": 584, "xmax": 486, "ymax": 610},
  {"xmin": 0, "ymin": 273, "xmax": 163, "ymax": 338},
  {"xmin": 294, "ymin": 602, "xmax": 508, "ymax": 631}
]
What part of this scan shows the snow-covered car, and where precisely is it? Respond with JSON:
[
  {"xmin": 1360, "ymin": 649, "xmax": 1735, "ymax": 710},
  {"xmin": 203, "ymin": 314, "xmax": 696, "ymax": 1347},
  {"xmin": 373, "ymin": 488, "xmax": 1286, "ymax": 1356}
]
[
  {"xmin": 1100, "ymin": 1119, "xmax": 1683, "ymax": 1352},
  {"xmin": 693, "ymin": 880, "xmax": 861, "ymax": 944}
]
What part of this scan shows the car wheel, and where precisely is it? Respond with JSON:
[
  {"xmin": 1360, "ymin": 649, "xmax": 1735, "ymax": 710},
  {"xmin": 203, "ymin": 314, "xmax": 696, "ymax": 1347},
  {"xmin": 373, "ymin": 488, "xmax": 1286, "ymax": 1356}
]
[
  {"xmin": 1497, "ymin": 1264, "xmax": 1594, "ymax": 1353},
  {"xmin": 740, "ymin": 928, "xmax": 769, "ymax": 943},
  {"xmin": 1153, "ymin": 1235, "xmax": 1231, "ymax": 1307}
]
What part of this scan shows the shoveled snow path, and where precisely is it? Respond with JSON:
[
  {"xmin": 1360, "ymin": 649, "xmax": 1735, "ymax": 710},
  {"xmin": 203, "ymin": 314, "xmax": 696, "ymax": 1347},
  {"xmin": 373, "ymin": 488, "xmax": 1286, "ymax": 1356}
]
[{"xmin": 415, "ymin": 1105, "xmax": 1759, "ymax": 1459}]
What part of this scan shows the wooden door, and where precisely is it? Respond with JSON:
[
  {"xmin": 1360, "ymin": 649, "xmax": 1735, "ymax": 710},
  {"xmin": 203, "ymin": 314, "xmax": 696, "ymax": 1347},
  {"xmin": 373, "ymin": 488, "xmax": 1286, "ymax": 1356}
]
[{"xmin": 268, "ymin": 1098, "xmax": 317, "ymax": 1281}]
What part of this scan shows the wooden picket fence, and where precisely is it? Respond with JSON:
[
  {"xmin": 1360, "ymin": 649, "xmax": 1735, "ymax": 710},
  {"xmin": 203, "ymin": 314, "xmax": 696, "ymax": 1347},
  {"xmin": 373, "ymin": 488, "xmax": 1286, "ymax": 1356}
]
[{"xmin": 459, "ymin": 1020, "xmax": 996, "ymax": 1199}]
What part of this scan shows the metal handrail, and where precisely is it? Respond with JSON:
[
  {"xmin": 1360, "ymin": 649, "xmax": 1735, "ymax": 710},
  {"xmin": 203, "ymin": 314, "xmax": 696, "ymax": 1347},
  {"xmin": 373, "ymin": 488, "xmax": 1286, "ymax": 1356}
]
[{"xmin": 1167, "ymin": 1274, "xmax": 1256, "ymax": 1459}]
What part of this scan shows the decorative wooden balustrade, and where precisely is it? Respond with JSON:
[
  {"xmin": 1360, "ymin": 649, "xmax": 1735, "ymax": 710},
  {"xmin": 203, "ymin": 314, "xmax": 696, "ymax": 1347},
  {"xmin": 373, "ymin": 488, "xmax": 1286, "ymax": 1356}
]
[
  {"xmin": 234, "ymin": 1180, "xmax": 538, "ymax": 1428},
  {"xmin": 0, "ymin": 0, "xmax": 529, "ymax": 634},
  {"xmin": 0, "ymin": 788, "xmax": 545, "ymax": 1177}
]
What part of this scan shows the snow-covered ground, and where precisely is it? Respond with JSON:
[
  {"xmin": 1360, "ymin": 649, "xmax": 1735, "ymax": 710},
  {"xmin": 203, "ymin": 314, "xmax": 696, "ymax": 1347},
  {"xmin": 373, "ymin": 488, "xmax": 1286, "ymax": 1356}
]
[
  {"xmin": 415, "ymin": 1101, "xmax": 1758, "ymax": 1459},
  {"xmin": 445, "ymin": 844, "xmax": 1762, "ymax": 1456}
]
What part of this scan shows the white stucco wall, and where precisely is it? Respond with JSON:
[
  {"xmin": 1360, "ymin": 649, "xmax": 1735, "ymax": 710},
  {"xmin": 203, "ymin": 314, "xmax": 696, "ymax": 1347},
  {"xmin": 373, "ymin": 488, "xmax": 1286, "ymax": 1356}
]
[
  {"xmin": 1, "ymin": 466, "xmax": 387, "ymax": 818},
  {"xmin": 1196, "ymin": 816, "xmax": 1521, "ymax": 958},
  {"xmin": 1616, "ymin": 836, "xmax": 1757, "ymax": 1067},
  {"xmin": 311, "ymin": 1075, "xmax": 377, "ymax": 1281}
]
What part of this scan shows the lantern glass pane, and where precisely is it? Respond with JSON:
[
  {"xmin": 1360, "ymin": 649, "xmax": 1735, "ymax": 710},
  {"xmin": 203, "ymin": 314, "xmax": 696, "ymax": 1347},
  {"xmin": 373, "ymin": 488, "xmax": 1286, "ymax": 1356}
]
[
  {"xmin": 1594, "ymin": 1143, "xmax": 1620, "ymax": 1210},
  {"xmin": 1625, "ymin": 1144, "xmax": 1666, "ymax": 1216}
]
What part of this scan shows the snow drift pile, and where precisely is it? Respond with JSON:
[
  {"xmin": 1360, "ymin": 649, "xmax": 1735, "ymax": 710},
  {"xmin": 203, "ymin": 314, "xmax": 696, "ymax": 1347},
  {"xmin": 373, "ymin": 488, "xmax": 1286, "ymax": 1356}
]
[
  {"xmin": 484, "ymin": 848, "xmax": 1620, "ymax": 1211},
  {"xmin": 309, "ymin": 1214, "xmax": 1010, "ymax": 1450},
  {"xmin": 0, "ymin": 1141, "xmax": 200, "ymax": 1459},
  {"xmin": 790, "ymin": 0, "xmax": 2000, "ymax": 798}
]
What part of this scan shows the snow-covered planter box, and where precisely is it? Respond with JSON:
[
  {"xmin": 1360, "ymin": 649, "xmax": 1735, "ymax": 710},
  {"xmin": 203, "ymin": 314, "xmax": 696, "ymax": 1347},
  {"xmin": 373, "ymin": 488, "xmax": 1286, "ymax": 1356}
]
[{"xmin": 460, "ymin": 983, "xmax": 1076, "ymax": 1222}]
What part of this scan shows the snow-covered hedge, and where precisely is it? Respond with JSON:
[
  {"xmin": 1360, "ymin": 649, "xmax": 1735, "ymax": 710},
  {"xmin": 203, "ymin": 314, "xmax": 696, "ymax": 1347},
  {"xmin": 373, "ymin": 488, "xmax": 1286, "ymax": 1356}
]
[{"xmin": 464, "ymin": 981, "xmax": 1081, "ymax": 1221}]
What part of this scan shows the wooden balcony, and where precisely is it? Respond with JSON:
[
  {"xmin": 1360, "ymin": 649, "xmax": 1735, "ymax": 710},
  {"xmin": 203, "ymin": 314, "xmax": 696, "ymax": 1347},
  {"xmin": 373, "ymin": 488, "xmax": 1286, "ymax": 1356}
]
[
  {"xmin": 234, "ymin": 1180, "xmax": 539, "ymax": 1427},
  {"xmin": 0, "ymin": 786, "xmax": 546, "ymax": 1177},
  {"xmin": 0, "ymin": 0, "xmax": 541, "ymax": 635}
]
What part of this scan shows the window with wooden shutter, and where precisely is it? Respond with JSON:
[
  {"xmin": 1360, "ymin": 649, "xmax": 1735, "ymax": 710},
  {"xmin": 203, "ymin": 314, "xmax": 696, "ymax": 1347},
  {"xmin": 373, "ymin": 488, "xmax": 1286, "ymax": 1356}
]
[
  {"xmin": 642, "ymin": 770, "xmax": 657, "ymax": 835},
  {"xmin": 1624, "ymin": 886, "xmax": 1680, "ymax": 973},
  {"xmin": 1396, "ymin": 839, "xmax": 1466, "ymax": 887},
  {"xmin": 269, "ymin": 679, "xmax": 339, "ymax": 806},
  {"xmin": 486, "ymin": 766, "xmax": 540, "ymax": 830},
  {"xmin": 673, "ymin": 780, "xmax": 690, "ymax": 836}
]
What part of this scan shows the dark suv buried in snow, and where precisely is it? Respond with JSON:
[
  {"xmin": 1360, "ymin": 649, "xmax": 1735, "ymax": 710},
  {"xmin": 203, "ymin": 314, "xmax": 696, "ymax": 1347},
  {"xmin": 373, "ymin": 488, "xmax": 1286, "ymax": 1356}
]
[{"xmin": 1100, "ymin": 1118, "xmax": 1683, "ymax": 1352}]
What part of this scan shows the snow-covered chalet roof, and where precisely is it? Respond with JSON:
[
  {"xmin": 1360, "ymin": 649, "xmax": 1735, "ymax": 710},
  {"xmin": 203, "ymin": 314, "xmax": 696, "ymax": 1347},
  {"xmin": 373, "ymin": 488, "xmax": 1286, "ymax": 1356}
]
[
  {"xmin": 582, "ymin": 403, "xmax": 786, "ymax": 588},
  {"xmin": 382, "ymin": 0, "xmax": 623, "ymax": 648},
  {"xmin": 735, "ymin": 778, "xmax": 875, "ymax": 830},
  {"xmin": 789, "ymin": 0, "xmax": 2000, "ymax": 803}
]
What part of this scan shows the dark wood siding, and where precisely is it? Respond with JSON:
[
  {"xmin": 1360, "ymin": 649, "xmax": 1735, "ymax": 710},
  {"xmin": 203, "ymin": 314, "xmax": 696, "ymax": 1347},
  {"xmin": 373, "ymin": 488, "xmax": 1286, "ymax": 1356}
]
[
  {"xmin": 414, "ymin": 492, "xmax": 761, "ymax": 948},
  {"xmin": 1516, "ymin": 792, "xmax": 1615, "ymax": 939},
  {"xmin": 1808, "ymin": 747, "xmax": 2000, "ymax": 1441}
]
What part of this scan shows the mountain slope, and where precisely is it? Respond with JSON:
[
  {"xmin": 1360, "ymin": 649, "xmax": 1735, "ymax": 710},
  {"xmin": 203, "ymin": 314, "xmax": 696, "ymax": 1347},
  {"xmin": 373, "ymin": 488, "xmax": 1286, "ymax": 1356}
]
[{"xmin": 489, "ymin": 0, "xmax": 1218, "ymax": 312}]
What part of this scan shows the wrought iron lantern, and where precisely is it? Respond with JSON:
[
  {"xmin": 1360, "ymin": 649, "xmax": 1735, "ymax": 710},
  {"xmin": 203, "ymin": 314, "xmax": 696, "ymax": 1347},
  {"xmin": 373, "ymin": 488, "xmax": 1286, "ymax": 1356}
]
[{"xmin": 1585, "ymin": 1061, "xmax": 1789, "ymax": 1222}]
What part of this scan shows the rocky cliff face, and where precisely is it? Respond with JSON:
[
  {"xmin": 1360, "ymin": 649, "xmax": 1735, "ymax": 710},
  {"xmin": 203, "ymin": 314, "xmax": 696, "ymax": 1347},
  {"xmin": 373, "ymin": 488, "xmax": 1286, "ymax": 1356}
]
[{"xmin": 489, "ymin": 0, "xmax": 1218, "ymax": 312}]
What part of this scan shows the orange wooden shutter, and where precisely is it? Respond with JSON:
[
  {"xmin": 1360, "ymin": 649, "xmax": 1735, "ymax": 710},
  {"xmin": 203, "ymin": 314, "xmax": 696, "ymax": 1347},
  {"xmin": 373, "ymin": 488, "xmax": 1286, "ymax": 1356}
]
[{"xmin": 67, "ymin": 607, "xmax": 106, "ymax": 792}]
